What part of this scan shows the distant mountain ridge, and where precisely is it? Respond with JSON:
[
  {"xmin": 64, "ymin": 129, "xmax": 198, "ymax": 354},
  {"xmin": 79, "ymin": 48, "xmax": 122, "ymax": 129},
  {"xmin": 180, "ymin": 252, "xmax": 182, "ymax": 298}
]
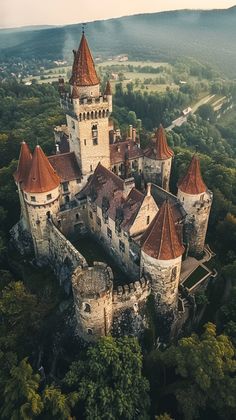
[{"xmin": 0, "ymin": 7, "xmax": 236, "ymax": 77}]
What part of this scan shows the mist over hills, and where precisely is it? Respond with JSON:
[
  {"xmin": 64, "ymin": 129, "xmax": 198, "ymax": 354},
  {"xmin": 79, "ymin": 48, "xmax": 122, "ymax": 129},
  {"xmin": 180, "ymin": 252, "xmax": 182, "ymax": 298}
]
[{"xmin": 0, "ymin": 7, "xmax": 236, "ymax": 77}]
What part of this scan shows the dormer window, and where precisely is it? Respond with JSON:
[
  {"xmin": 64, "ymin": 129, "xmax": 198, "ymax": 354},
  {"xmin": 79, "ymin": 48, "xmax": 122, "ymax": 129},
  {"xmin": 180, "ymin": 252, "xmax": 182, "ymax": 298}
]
[
  {"xmin": 31, "ymin": 196, "xmax": 36, "ymax": 202},
  {"xmin": 46, "ymin": 194, "xmax": 52, "ymax": 201}
]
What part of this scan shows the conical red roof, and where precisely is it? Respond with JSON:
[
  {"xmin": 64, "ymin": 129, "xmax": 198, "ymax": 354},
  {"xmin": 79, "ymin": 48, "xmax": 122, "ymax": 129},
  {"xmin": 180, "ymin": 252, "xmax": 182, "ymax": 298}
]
[
  {"xmin": 23, "ymin": 146, "xmax": 60, "ymax": 193},
  {"xmin": 104, "ymin": 80, "xmax": 112, "ymax": 95},
  {"xmin": 178, "ymin": 155, "xmax": 206, "ymax": 195},
  {"xmin": 155, "ymin": 125, "xmax": 174, "ymax": 160},
  {"xmin": 141, "ymin": 200, "xmax": 185, "ymax": 260},
  {"xmin": 69, "ymin": 33, "xmax": 99, "ymax": 87},
  {"xmin": 14, "ymin": 141, "xmax": 32, "ymax": 184}
]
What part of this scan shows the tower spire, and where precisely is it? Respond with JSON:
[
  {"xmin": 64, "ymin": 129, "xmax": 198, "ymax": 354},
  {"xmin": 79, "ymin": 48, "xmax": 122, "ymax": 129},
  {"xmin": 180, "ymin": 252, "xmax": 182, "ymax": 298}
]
[
  {"xmin": 155, "ymin": 124, "xmax": 174, "ymax": 160},
  {"xmin": 69, "ymin": 31, "xmax": 99, "ymax": 87},
  {"xmin": 14, "ymin": 141, "xmax": 32, "ymax": 184},
  {"xmin": 178, "ymin": 155, "xmax": 206, "ymax": 195}
]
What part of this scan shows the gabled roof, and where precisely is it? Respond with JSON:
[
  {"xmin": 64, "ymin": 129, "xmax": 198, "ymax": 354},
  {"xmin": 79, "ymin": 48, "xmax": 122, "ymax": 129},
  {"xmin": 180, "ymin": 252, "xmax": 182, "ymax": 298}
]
[
  {"xmin": 23, "ymin": 146, "xmax": 60, "ymax": 193},
  {"xmin": 144, "ymin": 125, "xmax": 174, "ymax": 160},
  {"xmin": 110, "ymin": 140, "xmax": 143, "ymax": 165},
  {"xmin": 14, "ymin": 141, "xmax": 32, "ymax": 184},
  {"xmin": 104, "ymin": 80, "xmax": 112, "ymax": 96},
  {"xmin": 141, "ymin": 200, "xmax": 185, "ymax": 260},
  {"xmin": 69, "ymin": 33, "xmax": 99, "ymax": 87},
  {"xmin": 178, "ymin": 155, "xmax": 207, "ymax": 195},
  {"xmin": 48, "ymin": 152, "xmax": 81, "ymax": 182}
]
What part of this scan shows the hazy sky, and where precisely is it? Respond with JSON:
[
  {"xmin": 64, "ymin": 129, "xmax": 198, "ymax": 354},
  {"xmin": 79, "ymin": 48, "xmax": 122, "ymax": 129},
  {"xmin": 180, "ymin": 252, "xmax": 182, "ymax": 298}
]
[{"xmin": 1, "ymin": 0, "xmax": 236, "ymax": 28}]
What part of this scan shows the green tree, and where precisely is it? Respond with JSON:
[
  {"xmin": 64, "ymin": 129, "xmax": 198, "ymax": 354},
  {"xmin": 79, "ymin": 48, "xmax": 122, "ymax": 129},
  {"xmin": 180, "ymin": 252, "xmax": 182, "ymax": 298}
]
[
  {"xmin": 42, "ymin": 385, "xmax": 78, "ymax": 420},
  {"xmin": 156, "ymin": 323, "xmax": 236, "ymax": 420},
  {"xmin": 64, "ymin": 336, "xmax": 150, "ymax": 420},
  {"xmin": 1, "ymin": 358, "xmax": 43, "ymax": 420}
]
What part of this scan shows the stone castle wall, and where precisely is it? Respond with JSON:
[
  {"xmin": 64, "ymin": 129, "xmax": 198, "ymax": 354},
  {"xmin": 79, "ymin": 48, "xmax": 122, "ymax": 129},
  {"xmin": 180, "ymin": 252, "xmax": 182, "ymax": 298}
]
[{"xmin": 143, "ymin": 157, "xmax": 172, "ymax": 191}]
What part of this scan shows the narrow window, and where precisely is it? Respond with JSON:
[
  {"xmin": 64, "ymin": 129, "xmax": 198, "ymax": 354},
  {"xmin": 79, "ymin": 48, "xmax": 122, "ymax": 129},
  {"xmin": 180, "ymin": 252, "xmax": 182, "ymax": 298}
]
[
  {"xmin": 84, "ymin": 139, "xmax": 86, "ymax": 146},
  {"xmin": 93, "ymin": 138, "xmax": 98, "ymax": 145},
  {"xmin": 90, "ymin": 165, "xmax": 93, "ymax": 172},
  {"xmin": 147, "ymin": 215, "xmax": 150, "ymax": 225},
  {"xmin": 76, "ymin": 213, "xmax": 79, "ymax": 221},
  {"xmin": 107, "ymin": 227, "xmax": 112, "ymax": 239},
  {"xmin": 119, "ymin": 240, "xmax": 125, "ymax": 253},
  {"xmin": 62, "ymin": 181, "xmax": 69, "ymax": 192},
  {"xmin": 97, "ymin": 217, "xmax": 101, "ymax": 227},
  {"xmin": 89, "ymin": 211, "xmax": 93, "ymax": 219}
]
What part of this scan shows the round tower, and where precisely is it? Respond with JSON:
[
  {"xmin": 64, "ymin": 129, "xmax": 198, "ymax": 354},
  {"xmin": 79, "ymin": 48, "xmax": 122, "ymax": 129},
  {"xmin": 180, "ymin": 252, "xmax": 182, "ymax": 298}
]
[
  {"xmin": 177, "ymin": 155, "xmax": 213, "ymax": 258},
  {"xmin": 143, "ymin": 125, "xmax": 174, "ymax": 191},
  {"xmin": 22, "ymin": 145, "xmax": 61, "ymax": 259},
  {"xmin": 14, "ymin": 141, "xmax": 32, "ymax": 230},
  {"xmin": 72, "ymin": 262, "xmax": 113, "ymax": 342},
  {"xmin": 140, "ymin": 200, "xmax": 185, "ymax": 313}
]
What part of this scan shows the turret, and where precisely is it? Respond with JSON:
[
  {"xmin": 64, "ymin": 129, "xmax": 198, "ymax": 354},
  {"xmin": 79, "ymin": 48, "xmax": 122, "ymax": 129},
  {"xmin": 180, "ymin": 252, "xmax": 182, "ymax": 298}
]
[
  {"xmin": 22, "ymin": 145, "xmax": 61, "ymax": 259},
  {"xmin": 65, "ymin": 31, "xmax": 111, "ymax": 176},
  {"xmin": 104, "ymin": 80, "xmax": 112, "ymax": 113},
  {"xmin": 177, "ymin": 155, "xmax": 213, "ymax": 258},
  {"xmin": 14, "ymin": 141, "xmax": 32, "ymax": 230},
  {"xmin": 140, "ymin": 200, "xmax": 185, "ymax": 313},
  {"xmin": 72, "ymin": 262, "xmax": 113, "ymax": 342},
  {"xmin": 144, "ymin": 125, "xmax": 174, "ymax": 190}
]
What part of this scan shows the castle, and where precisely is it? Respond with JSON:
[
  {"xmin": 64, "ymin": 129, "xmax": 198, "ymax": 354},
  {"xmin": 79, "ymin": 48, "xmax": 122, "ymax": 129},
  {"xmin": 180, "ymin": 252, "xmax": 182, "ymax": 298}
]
[{"xmin": 12, "ymin": 32, "xmax": 214, "ymax": 341}]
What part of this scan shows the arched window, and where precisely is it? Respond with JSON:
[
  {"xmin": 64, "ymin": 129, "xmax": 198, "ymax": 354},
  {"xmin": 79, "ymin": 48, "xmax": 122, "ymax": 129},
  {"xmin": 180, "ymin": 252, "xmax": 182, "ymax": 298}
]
[
  {"xmin": 106, "ymin": 109, "xmax": 109, "ymax": 117},
  {"xmin": 98, "ymin": 110, "xmax": 101, "ymax": 118},
  {"xmin": 46, "ymin": 211, "xmax": 51, "ymax": 219},
  {"xmin": 91, "ymin": 111, "xmax": 94, "ymax": 119},
  {"xmin": 79, "ymin": 113, "xmax": 82, "ymax": 121},
  {"xmin": 87, "ymin": 112, "xmax": 90, "ymax": 120},
  {"xmin": 83, "ymin": 112, "xmax": 86, "ymax": 120},
  {"xmin": 102, "ymin": 109, "xmax": 105, "ymax": 118},
  {"xmin": 84, "ymin": 303, "xmax": 91, "ymax": 313},
  {"xmin": 87, "ymin": 328, "xmax": 93, "ymax": 335}
]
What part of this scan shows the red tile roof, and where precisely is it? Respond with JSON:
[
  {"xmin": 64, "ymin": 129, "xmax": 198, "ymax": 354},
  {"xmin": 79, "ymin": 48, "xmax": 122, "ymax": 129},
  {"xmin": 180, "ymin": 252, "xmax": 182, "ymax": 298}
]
[
  {"xmin": 178, "ymin": 155, "xmax": 207, "ymax": 195},
  {"xmin": 110, "ymin": 140, "xmax": 143, "ymax": 165},
  {"xmin": 14, "ymin": 142, "xmax": 32, "ymax": 184},
  {"xmin": 141, "ymin": 200, "xmax": 185, "ymax": 260},
  {"xmin": 104, "ymin": 80, "xmax": 112, "ymax": 95},
  {"xmin": 69, "ymin": 33, "xmax": 99, "ymax": 87},
  {"xmin": 23, "ymin": 146, "xmax": 60, "ymax": 193},
  {"xmin": 48, "ymin": 152, "xmax": 81, "ymax": 182},
  {"xmin": 144, "ymin": 125, "xmax": 174, "ymax": 160}
]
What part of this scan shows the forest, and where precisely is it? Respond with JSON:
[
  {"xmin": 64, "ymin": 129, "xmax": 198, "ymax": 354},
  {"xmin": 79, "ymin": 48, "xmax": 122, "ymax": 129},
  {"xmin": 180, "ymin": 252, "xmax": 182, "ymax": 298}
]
[{"xmin": 0, "ymin": 66, "xmax": 236, "ymax": 419}]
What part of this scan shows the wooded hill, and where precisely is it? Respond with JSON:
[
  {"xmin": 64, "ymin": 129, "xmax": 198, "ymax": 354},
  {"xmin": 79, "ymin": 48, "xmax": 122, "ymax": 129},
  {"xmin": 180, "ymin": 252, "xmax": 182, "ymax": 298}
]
[{"xmin": 0, "ymin": 6, "xmax": 236, "ymax": 77}]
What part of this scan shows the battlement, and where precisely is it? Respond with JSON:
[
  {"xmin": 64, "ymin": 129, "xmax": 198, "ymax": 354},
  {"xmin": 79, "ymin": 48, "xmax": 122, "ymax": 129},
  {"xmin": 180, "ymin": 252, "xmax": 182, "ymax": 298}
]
[{"xmin": 113, "ymin": 277, "xmax": 150, "ymax": 310}]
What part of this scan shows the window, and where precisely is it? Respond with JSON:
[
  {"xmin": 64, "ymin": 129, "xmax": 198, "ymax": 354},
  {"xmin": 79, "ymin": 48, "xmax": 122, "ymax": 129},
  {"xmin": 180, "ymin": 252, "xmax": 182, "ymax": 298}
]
[
  {"xmin": 76, "ymin": 213, "xmax": 79, "ymax": 221},
  {"xmin": 31, "ymin": 196, "xmax": 36, "ymax": 202},
  {"xmin": 89, "ymin": 211, "xmax": 93, "ymax": 219},
  {"xmin": 84, "ymin": 303, "xmax": 91, "ymax": 313},
  {"xmin": 87, "ymin": 328, "xmax": 93, "ymax": 335},
  {"xmin": 46, "ymin": 194, "xmax": 52, "ymax": 201},
  {"xmin": 90, "ymin": 165, "xmax": 93, "ymax": 172},
  {"xmin": 84, "ymin": 139, "xmax": 86, "ymax": 146},
  {"xmin": 92, "ymin": 124, "xmax": 98, "ymax": 137},
  {"xmin": 107, "ymin": 227, "xmax": 112, "ymax": 239},
  {"xmin": 147, "ymin": 216, "xmax": 150, "ymax": 225},
  {"xmin": 62, "ymin": 182, "xmax": 69, "ymax": 192},
  {"xmin": 93, "ymin": 138, "xmax": 98, "ymax": 145},
  {"xmin": 97, "ymin": 216, "xmax": 101, "ymax": 227},
  {"xmin": 119, "ymin": 240, "xmax": 125, "ymax": 253}
]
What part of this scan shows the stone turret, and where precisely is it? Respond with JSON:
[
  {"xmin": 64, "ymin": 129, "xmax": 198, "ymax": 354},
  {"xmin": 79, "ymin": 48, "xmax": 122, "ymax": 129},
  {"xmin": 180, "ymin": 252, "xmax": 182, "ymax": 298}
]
[
  {"xmin": 177, "ymin": 155, "xmax": 212, "ymax": 258},
  {"xmin": 140, "ymin": 200, "xmax": 185, "ymax": 313},
  {"xmin": 72, "ymin": 262, "xmax": 113, "ymax": 341},
  {"xmin": 22, "ymin": 145, "xmax": 61, "ymax": 259},
  {"xmin": 144, "ymin": 125, "xmax": 174, "ymax": 191},
  {"xmin": 66, "ymin": 32, "xmax": 111, "ymax": 176}
]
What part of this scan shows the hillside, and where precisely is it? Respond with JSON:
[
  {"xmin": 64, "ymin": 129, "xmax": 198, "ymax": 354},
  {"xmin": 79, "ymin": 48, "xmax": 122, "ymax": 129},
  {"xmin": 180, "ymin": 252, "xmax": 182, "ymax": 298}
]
[{"xmin": 0, "ymin": 7, "xmax": 236, "ymax": 77}]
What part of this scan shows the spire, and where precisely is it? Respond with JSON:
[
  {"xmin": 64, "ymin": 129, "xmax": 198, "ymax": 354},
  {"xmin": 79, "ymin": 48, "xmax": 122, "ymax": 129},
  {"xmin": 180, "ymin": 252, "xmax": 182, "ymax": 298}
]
[
  {"xmin": 69, "ymin": 33, "xmax": 99, "ymax": 87},
  {"xmin": 104, "ymin": 80, "xmax": 112, "ymax": 96},
  {"xmin": 14, "ymin": 141, "xmax": 32, "ymax": 184},
  {"xmin": 23, "ymin": 145, "xmax": 60, "ymax": 193},
  {"xmin": 141, "ymin": 200, "xmax": 185, "ymax": 260},
  {"xmin": 178, "ymin": 155, "xmax": 207, "ymax": 195},
  {"xmin": 155, "ymin": 124, "xmax": 174, "ymax": 160}
]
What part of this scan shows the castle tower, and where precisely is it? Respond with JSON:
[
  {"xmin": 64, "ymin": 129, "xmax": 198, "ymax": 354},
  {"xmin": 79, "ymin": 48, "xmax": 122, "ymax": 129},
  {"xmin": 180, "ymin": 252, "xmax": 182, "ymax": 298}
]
[
  {"xmin": 72, "ymin": 262, "xmax": 113, "ymax": 342},
  {"xmin": 66, "ymin": 32, "xmax": 111, "ymax": 176},
  {"xmin": 22, "ymin": 145, "xmax": 61, "ymax": 259},
  {"xmin": 140, "ymin": 200, "xmax": 185, "ymax": 313},
  {"xmin": 177, "ymin": 155, "xmax": 213, "ymax": 258},
  {"xmin": 14, "ymin": 141, "xmax": 32, "ymax": 230},
  {"xmin": 144, "ymin": 124, "xmax": 174, "ymax": 191}
]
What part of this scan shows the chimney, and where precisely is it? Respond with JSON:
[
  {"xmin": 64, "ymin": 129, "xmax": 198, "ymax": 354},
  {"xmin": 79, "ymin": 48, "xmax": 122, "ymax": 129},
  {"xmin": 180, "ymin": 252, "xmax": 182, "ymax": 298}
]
[
  {"xmin": 132, "ymin": 128, "xmax": 136, "ymax": 141},
  {"xmin": 129, "ymin": 125, "xmax": 133, "ymax": 139},
  {"xmin": 146, "ymin": 183, "xmax": 151, "ymax": 196},
  {"xmin": 123, "ymin": 178, "xmax": 135, "ymax": 198}
]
